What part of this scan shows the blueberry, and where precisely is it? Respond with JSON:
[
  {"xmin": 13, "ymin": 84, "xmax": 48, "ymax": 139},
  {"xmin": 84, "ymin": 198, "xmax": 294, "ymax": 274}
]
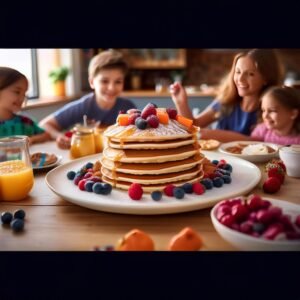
[
  {"xmin": 181, "ymin": 183, "xmax": 193, "ymax": 194},
  {"xmin": 1, "ymin": 212, "xmax": 13, "ymax": 224},
  {"xmin": 201, "ymin": 178, "xmax": 213, "ymax": 190},
  {"xmin": 85, "ymin": 162, "xmax": 94, "ymax": 169},
  {"xmin": 93, "ymin": 182, "xmax": 104, "ymax": 194},
  {"xmin": 211, "ymin": 160, "xmax": 219, "ymax": 165},
  {"xmin": 11, "ymin": 218, "xmax": 24, "ymax": 232},
  {"xmin": 84, "ymin": 181, "xmax": 95, "ymax": 192},
  {"xmin": 252, "ymin": 222, "xmax": 266, "ymax": 234},
  {"xmin": 213, "ymin": 177, "xmax": 224, "ymax": 188},
  {"xmin": 151, "ymin": 191, "xmax": 162, "ymax": 201},
  {"xmin": 135, "ymin": 117, "xmax": 147, "ymax": 130},
  {"xmin": 67, "ymin": 170, "xmax": 76, "ymax": 180},
  {"xmin": 13, "ymin": 209, "xmax": 26, "ymax": 220},
  {"xmin": 102, "ymin": 183, "xmax": 112, "ymax": 195},
  {"xmin": 223, "ymin": 163, "xmax": 233, "ymax": 172},
  {"xmin": 173, "ymin": 187, "xmax": 185, "ymax": 199},
  {"xmin": 222, "ymin": 175, "xmax": 232, "ymax": 184}
]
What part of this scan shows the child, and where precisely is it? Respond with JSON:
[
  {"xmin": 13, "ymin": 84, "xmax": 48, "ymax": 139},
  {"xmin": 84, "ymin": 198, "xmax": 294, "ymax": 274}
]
[
  {"xmin": 39, "ymin": 49, "xmax": 136, "ymax": 149},
  {"xmin": 0, "ymin": 67, "xmax": 50, "ymax": 144},
  {"xmin": 170, "ymin": 49, "xmax": 284, "ymax": 142},
  {"xmin": 251, "ymin": 86, "xmax": 300, "ymax": 145}
]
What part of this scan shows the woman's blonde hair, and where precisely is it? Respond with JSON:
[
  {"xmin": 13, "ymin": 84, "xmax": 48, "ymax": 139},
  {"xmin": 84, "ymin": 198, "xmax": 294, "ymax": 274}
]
[
  {"xmin": 88, "ymin": 49, "xmax": 128, "ymax": 80},
  {"xmin": 217, "ymin": 49, "xmax": 285, "ymax": 106}
]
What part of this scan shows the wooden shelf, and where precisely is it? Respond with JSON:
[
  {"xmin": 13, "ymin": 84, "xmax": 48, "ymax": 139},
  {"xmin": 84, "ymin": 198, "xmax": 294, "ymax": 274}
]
[{"xmin": 124, "ymin": 49, "xmax": 187, "ymax": 69}]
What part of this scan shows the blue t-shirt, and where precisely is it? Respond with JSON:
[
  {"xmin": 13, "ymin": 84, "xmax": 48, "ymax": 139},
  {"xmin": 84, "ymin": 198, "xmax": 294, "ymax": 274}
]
[
  {"xmin": 53, "ymin": 93, "xmax": 136, "ymax": 130},
  {"xmin": 209, "ymin": 100, "xmax": 257, "ymax": 135}
]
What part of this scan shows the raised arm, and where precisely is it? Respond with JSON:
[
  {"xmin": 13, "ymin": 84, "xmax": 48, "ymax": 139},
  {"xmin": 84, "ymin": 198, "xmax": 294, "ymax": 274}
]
[
  {"xmin": 169, "ymin": 82, "xmax": 217, "ymax": 128},
  {"xmin": 39, "ymin": 115, "xmax": 71, "ymax": 149}
]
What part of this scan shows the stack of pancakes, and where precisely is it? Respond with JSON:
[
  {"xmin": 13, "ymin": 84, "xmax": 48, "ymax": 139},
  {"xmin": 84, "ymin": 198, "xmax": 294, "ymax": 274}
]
[{"xmin": 101, "ymin": 119, "xmax": 205, "ymax": 192}]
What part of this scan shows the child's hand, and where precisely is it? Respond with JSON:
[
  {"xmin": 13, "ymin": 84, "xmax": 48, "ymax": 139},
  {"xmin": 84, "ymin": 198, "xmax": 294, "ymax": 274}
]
[
  {"xmin": 56, "ymin": 135, "xmax": 71, "ymax": 149},
  {"xmin": 169, "ymin": 82, "xmax": 187, "ymax": 106}
]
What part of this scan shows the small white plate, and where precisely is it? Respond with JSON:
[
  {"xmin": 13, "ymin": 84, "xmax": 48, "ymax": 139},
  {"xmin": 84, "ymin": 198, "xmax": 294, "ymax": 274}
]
[
  {"xmin": 45, "ymin": 152, "xmax": 261, "ymax": 215},
  {"xmin": 219, "ymin": 141, "xmax": 279, "ymax": 163},
  {"xmin": 211, "ymin": 198, "xmax": 300, "ymax": 251},
  {"xmin": 32, "ymin": 154, "xmax": 62, "ymax": 170}
]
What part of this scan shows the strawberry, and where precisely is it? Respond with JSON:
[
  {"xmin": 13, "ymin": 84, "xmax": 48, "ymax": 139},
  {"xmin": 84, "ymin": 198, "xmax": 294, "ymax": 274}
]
[
  {"xmin": 128, "ymin": 183, "xmax": 143, "ymax": 200},
  {"xmin": 270, "ymin": 159, "xmax": 287, "ymax": 173},
  {"xmin": 263, "ymin": 177, "xmax": 281, "ymax": 194},
  {"xmin": 267, "ymin": 167, "xmax": 285, "ymax": 184}
]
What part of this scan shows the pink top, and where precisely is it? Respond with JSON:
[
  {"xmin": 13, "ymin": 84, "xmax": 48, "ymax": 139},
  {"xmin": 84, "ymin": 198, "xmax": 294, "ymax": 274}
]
[{"xmin": 251, "ymin": 123, "xmax": 300, "ymax": 145}]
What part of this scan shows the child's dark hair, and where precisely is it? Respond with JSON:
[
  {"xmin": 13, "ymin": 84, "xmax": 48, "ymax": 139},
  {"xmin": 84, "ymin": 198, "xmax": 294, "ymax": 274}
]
[
  {"xmin": 263, "ymin": 85, "xmax": 300, "ymax": 133},
  {"xmin": 88, "ymin": 49, "xmax": 128, "ymax": 79},
  {"xmin": 0, "ymin": 67, "xmax": 27, "ymax": 90}
]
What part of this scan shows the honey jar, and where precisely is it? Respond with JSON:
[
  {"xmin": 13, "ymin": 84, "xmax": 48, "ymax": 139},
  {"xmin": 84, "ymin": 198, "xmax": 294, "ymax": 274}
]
[{"xmin": 70, "ymin": 126, "xmax": 96, "ymax": 159}]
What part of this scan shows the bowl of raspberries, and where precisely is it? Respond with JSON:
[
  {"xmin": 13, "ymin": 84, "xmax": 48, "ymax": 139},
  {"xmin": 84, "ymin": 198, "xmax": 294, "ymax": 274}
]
[{"xmin": 211, "ymin": 194, "xmax": 300, "ymax": 251}]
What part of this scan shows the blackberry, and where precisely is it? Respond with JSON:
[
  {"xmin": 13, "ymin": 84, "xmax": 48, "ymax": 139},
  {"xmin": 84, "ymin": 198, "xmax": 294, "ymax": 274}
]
[
  {"xmin": 1, "ymin": 212, "xmax": 13, "ymax": 224},
  {"xmin": 13, "ymin": 209, "xmax": 26, "ymax": 220},
  {"xmin": 67, "ymin": 170, "xmax": 76, "ymax": 180},
  {"xmin": 151, "ymin": 191, "xmax": 163, "ymax": 201}
]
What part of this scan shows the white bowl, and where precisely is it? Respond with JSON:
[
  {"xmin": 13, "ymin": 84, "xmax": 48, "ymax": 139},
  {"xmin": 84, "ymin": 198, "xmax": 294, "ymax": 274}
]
[
  {"xmin": 218, "ymin": 141, "xmax": 279, "ymax": 163},
  {"xmin": 211, "ymin": 198, "xmax": 300, "ymax": 251},
  {"xmin": 279, "ymin": 145, "xmax": 300, "ymax": 178}
]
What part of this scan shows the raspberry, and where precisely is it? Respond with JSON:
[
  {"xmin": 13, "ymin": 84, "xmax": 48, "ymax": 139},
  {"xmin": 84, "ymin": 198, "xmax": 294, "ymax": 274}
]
[
  {"xmin": 128, "ymin": 183, "xmax": 143, "ymax": 200},
  {"xmin": 192, "ymin": 182, "xmax": 205, "ymax": 195},
  {"xmin": 164, "ymin": 184, "xmax": 175, "ymax": 197},
  {"xmin": 146, "ymin": 115, "xmax": 159, "ymax": 128},
  {"xmin": 166, "ymin": 108, "xmax": 177, "ymax": 119},
  {"xmin": 78, "ymin": 179, "xmax": 87, "ymax": 191},
  {"xmin": 141, "ymin": 104, "xmax": 157, "ymax": 119},
  {"xmin": 128, "ymin": 113, "xmax": 141, "ymax": 125}
]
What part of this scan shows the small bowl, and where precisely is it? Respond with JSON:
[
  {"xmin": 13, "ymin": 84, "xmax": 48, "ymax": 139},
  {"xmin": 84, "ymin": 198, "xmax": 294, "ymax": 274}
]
[
  {"xmin": 218, "ymin": 141, "xmax": 279, "ymax": 163},
  {"xmin": 211, "ymin": 198, "xmax": 300, "ymax": 251},
  {"xmin": 279, "ymin": 145, "xmax": 300, "ymax": 178}
]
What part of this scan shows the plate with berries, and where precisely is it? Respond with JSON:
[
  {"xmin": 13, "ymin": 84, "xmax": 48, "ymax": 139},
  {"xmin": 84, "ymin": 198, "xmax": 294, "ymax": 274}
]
[
  {"xmin": 45, "ymin": 152, "xmax": 261, "ymax": 215},
  {"xmin": 211, "ymin": 195, "xmax": 300, "ymax": 251}
]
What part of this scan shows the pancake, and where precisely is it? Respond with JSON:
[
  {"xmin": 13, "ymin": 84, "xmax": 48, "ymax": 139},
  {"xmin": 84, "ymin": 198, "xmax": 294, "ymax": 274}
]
[
  {"xmin": 104, "ymin": 120, "xmax": 197, "ymax": 142},
  {"xmin": 102, "ymin": 165, "xmax": 203, "ymax": 185},
  {"xmin": 101, "ymin": 105, "xmax": 208, "ymax": 192},
  {"xmin": 102, "ymin": 174, "xmax": 204, "ymax": 193},
  {"xmin": 108, "ymin": 137, "xmax": 194, "ymax": 149},
  {"xmin": 103, "ymin": 144, "xmax": 199, "ymax": 163},
  {"xmin": 100, "ymin": 154, "xmax": 205, "ymax": 175}
]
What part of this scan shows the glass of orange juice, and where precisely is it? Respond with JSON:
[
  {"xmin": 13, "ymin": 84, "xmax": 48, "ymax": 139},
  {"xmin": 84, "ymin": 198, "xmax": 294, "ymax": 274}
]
[{"xmin": 0, "ymin": 136, "xmax": 34, "ymax": 201}]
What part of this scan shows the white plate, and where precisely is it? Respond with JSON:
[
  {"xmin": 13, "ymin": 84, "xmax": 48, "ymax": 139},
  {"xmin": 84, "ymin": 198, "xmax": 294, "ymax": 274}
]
[
  {"xmin": 45, "ymin": 152, "xmax": 261, "ymax": 215},
  {"xmin": 219, "ymin": 141, "xmax": 279, "ymax": 163},
  {"xmin": 32, "ymin": 155, "xmax": 62, "ymax": 170},
  {"xmin": 211, "ymin": 198, "xmax": 300, "ymax": 251}
]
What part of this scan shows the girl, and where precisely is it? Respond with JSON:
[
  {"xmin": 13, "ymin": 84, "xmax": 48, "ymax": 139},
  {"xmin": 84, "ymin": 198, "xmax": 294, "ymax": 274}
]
[
  {"xmin": 170, "ymin": 49, "xmax": 284, "ymax": 142},
  {"xmin": 39, "ymin": 49, "xmax": 136, "ymax": 149},
  {"xmin": 0, "ymin": 67, "xmax": 50, "ymax": 144},
  {"xmin": 251, "ymin": 86, "xmax": 300, "ymax": 145}
]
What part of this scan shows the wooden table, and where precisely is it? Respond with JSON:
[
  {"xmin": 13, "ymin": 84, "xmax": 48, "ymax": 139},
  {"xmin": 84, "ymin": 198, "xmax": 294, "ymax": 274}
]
[{"xmin": 1, "ymin": 141, "xmax": 299, "ymax": 251}]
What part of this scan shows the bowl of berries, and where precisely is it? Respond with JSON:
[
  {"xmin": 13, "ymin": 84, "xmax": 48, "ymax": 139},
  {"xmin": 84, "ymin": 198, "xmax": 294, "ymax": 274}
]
[{"xmin": 211, "ymin": 194, "xmax": 300, "ymax": 251}]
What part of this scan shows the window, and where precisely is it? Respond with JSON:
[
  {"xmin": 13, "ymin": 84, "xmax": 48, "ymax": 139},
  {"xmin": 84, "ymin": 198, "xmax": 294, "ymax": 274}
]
[{"xmin": 0, "ymin": 49, "xmax": 39, "ymax": 99}]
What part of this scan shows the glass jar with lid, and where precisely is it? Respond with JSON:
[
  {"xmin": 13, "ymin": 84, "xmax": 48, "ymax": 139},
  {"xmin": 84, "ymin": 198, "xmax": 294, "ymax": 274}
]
[{"xmin": 70, "ymin": 126, "xmax": 96, "ymax": 159}]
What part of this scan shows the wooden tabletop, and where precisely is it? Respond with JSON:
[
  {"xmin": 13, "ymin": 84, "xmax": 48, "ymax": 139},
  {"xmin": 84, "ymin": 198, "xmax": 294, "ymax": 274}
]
[{"xmin": 1, "ymin": 141, "xmax": 299, "ymax": 251}]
